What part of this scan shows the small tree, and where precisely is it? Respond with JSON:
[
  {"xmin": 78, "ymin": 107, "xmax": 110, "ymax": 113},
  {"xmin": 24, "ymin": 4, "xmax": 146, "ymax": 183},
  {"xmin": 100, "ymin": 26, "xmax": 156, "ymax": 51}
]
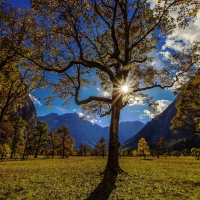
[
  {"xmin": 99, "ymin": 137, "xmax": 107, "ymax": 158},
  {"xmin": 93, "ymin": 143, "xmax": 101, "ymax": 156},
  {"xmin": 94, "ymin": 137, "xmax": 107, "ymax": 158},
  {"xmin": 132, "ymin": 150, "xmax": 138, "ymax": 157},
  {"xmin": 49, "ymin": 131, "xmax": 60, "ymax": 158},
  {"xmin": 154, "ymin": 137, "xmax": 166, "ymax": 159},
  {"xmin": 121, "ymin": 148, "xmax": 131, "ymax": 157},
  {"xmin": 181, "ymin": 149, "xmax": 189, "ymax": 156},
  {"xmin": 10, "ymin": 116, "xmax": 27, "ymax": 159},
  {"xmin": 79, "ymin": 143, "xmax": 84, "ymax": 156},
  {"xmin": 191, "ymin": 148, "xmax": 200, "ymax": 160},
  {"xmin": 84, "ymin": 144, "xmax": 91, "ymax": 157},
  {"xmin": 138, "ymin": 138, "xmax": 149, "ymax": 159},
  {"xmin": 15, "ymin": 145, "xmax": 25, "ymax": 158},
  {"xmin": 0, "ymin": 143, "xmax": 11, "ymax": 160},
  {"xmin": 171, "ymin": 150, "xmax": 180, "ymax": 158},
  {"xmin": 22, "ymin": 121, "xmax": 36, "ymax": 160},
  {"xmin": 34, "ymin": 121, "xmax": 49, "ymax": 158},
  {"xmin": 80, "ymin": 144, "xmax": 90, "ymax": 157},
  {"xmin": 55, "ymin": 125, "xmax": 75, "ymax": 159}
]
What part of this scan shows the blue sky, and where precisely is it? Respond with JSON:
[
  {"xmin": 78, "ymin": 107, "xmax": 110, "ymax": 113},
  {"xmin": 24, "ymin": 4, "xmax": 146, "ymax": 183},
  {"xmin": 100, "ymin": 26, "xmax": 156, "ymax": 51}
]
[{"xmin": 9, "ymin": 0, "xmax": 200, "ymax": 127}]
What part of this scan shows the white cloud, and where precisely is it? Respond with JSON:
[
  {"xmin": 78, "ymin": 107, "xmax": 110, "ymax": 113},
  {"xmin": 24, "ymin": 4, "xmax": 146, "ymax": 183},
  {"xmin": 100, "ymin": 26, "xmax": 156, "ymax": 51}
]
[
  {"xmin": 148, "ymin": 1, "xmax": 200, "ymax": 66},
  {"xmin": 76, "ymin": 112, "xmax": 100, "ymax": 124},
  {"xmin": 151, "ymin": 60, "xmax": 157, "ymax": 66},
  {"xmin": 90, "ymin": 118, "xmax": 98, "ymax": 123},
  {"xmin": 29, "ymin": 94, "xmax": 41, "ymax": 106},
  {"xmin": 155, "ymin": 100, "xmax": 172, "ymax": 113},
  {"xmin": 139, "ymin": 99, "xmax": 172, "ymax": 119},
  {"xmin": 140, "ymin": 110, "xmax": 155, "ymax": 119},
  {"xmin": 162, "ymin": 7, "xmax": 200, "ymax": 51},
  {"xmin": 129, "ymin": 96, "xmax": 145, "ymax": 106},
  {"xmin": 168, "ymin": 71, "xmax": 188, "ymax": 90},
  {"xmin": 96, "ymin": 88, "xmax": 111, "ymax": 97},
  {"xmin": 162, "ymin": 40, "xmax": 185, "ymax": 52},
  {"xmin": 52, "ymin": 106, "xmax": 67, "ymax": 113},
  {"xmin": 78, "ymin": 112, "xmax": 84, "ymax": 117},
  {"xmin": 158, "ymin": 51, "xmax": 171, "ymax": 60},
  {"xmin": 148, "ymin": 0, "xmax": 164, "ymax": 9}
]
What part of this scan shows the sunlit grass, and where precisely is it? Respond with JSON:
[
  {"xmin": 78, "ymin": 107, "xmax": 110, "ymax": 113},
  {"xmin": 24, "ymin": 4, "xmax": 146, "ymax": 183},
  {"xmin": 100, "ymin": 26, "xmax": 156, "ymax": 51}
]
[{"xmin": 0, "ymin": 156, "xmax": 200, "ymax": 199}]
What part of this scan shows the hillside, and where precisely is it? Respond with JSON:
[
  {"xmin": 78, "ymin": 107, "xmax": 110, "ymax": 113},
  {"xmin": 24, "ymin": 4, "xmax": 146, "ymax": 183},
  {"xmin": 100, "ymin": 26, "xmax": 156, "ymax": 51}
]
[
  {"xmin": 38, "ymin": 113, "xmax": 145, "ymax": 149},
  {"xmin": 121, "ymin": 101, "xmax": 193, "ymax": 150}
]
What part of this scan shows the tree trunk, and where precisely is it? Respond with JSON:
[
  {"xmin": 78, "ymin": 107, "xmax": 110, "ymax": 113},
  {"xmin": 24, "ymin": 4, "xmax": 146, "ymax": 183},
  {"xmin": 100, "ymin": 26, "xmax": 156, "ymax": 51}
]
[
  {"xmin": 87, "ymin": 98, "xmax": 123, "ymax": 200},
  {"xmin": 0, "ymin": 102, "xmax": 9, "ymax": 124},
  {"xmin": 10, "ymin": 131, "xmax": 17, "ymax": 159},
  {"xmin": 62, "ymin": 138, "xmax": 64, "ymax": 159},
  {"xmin": 52, "ymin": 145, "xmax": 55, "ymax": 158},
  {"xmin": 22, "ymin": 140, "xmax": 28, "ymax": 160},
  {"xmin": 35, "ymin": 147, "xmax": 39, "ymax": 158},
  {"xmin": 103, "ymin": 98, "xmax": 122, "ymax": 187},
  {"xmin": 157, "ymin": 153, "xmax": 159, "ymax": 159}
]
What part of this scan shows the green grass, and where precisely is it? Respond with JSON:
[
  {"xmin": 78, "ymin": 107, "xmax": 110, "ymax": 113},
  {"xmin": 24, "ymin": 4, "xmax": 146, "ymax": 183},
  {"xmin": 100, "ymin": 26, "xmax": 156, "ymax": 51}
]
[{"xmin": 0, "ymin": 156, "xmax": 200, "ymax": 200}]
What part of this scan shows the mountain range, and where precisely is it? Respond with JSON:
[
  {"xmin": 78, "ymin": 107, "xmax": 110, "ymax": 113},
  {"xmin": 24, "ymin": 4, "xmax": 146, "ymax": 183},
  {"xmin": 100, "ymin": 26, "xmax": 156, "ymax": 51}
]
[
  {"xmin": 19, "ymin": 94, "xmax": 199, "ymax": 151},
  {"xmin": 19, "ymin": 96, "xmax": 199, "ymax": 151},
  {"xmin": 38, "ymin": 113, "xmax": 145, "ymax": 149},
  {"xmin": 121, "ymin": 101, "xmax": 197, "ymax": 150}
]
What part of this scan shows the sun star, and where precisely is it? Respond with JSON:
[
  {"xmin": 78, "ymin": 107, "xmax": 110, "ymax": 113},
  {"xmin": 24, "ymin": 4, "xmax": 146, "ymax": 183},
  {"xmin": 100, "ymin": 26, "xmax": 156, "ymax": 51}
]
[{"xmin": 121, "ymin": 85, "xmax": 129, "ymax": 93}]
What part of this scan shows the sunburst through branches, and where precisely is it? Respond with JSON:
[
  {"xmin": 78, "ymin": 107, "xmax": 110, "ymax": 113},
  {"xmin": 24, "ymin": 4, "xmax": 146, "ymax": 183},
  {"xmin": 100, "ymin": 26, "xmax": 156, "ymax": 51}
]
[{"xmin": 121, "ymin": 85, "xmax": 129, "ymax": 93}]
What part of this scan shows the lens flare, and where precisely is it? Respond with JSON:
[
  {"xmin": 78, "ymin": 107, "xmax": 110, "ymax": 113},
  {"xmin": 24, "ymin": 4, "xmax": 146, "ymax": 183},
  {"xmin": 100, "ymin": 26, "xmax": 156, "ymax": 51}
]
[{"xmin": 121, "ymin": 85, "xmax": 129, "ymax": 93}]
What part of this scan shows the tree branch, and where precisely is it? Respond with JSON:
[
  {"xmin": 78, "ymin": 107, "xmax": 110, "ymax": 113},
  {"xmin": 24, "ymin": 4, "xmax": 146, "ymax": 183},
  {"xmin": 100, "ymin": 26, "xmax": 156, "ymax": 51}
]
[
  {"xmin": 74, "ymin": 66, "xmax": 112, "ymax": 105},
  {"xmin": 129, "ymin": 0, "xmax": 179, "ymax": 52}
]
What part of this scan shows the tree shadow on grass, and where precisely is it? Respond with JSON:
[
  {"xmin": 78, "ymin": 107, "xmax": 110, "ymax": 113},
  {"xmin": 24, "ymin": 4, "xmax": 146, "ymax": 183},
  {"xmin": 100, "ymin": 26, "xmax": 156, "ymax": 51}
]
[{"xmin": 86, "ymin": 173, "xmax": 117, "ymax": 200}]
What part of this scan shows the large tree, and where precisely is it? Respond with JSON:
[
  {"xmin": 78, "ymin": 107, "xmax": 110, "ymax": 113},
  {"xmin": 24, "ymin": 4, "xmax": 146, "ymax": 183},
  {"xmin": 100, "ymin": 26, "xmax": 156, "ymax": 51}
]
[
  {"xmin": 0, "ymin": 63, "xmax": 45, "ymax": 123},
  {"xmin": 28, "ymin": 0, "xmax": 200, "ymax": 195},
  {"xmin": 0, "ymin": 1, "xmax": 46, "ymax": 124},
  {"xmin": 0, "ymin": 1, "xmax": 35, "ymax": 71},
  {"xmin": 171, "ymin": 70, "xmax": 200, "ymax": 134}
]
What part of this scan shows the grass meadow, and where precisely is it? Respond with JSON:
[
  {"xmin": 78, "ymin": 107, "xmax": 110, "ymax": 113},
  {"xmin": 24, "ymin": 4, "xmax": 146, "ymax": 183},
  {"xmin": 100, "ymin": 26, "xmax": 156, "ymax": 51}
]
[{"xmin": 0, "ymin": 156, "xmax": 200, "ymax": 200}]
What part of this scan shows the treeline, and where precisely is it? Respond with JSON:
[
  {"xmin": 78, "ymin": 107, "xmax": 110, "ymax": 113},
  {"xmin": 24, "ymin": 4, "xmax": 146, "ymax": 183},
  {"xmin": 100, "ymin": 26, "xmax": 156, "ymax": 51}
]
[
  {"xmin": 0, "ymin": 117, "xmax": 107, "ymax": 160},
  {"xmin": 120, "ymin": 137, "xmax": 200, "ymax": 160}
]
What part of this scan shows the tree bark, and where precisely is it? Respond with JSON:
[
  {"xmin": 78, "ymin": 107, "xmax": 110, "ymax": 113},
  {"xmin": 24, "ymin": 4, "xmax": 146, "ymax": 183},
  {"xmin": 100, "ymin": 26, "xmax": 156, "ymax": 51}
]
[
  {"xmin": 62, "ymin": 138, "xmax": 65, "ymax": 159},
  {"xmin": 87, "ymin": 95, "xmax": 124, "ymax": 199},
  {"xmin": 52, "ymin": 145, "xmax": 55, "ymax": 158},
  {"xmin": 105, "ymin": 103, "xmax": 121, "ymax": 175},
  {"xmin": 10, "ymin": 130, "xmax": 17, "ymax": 159},
  {"xmin": 35, "ymin": 133, "xmax": 42, "ymax": 158}
]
